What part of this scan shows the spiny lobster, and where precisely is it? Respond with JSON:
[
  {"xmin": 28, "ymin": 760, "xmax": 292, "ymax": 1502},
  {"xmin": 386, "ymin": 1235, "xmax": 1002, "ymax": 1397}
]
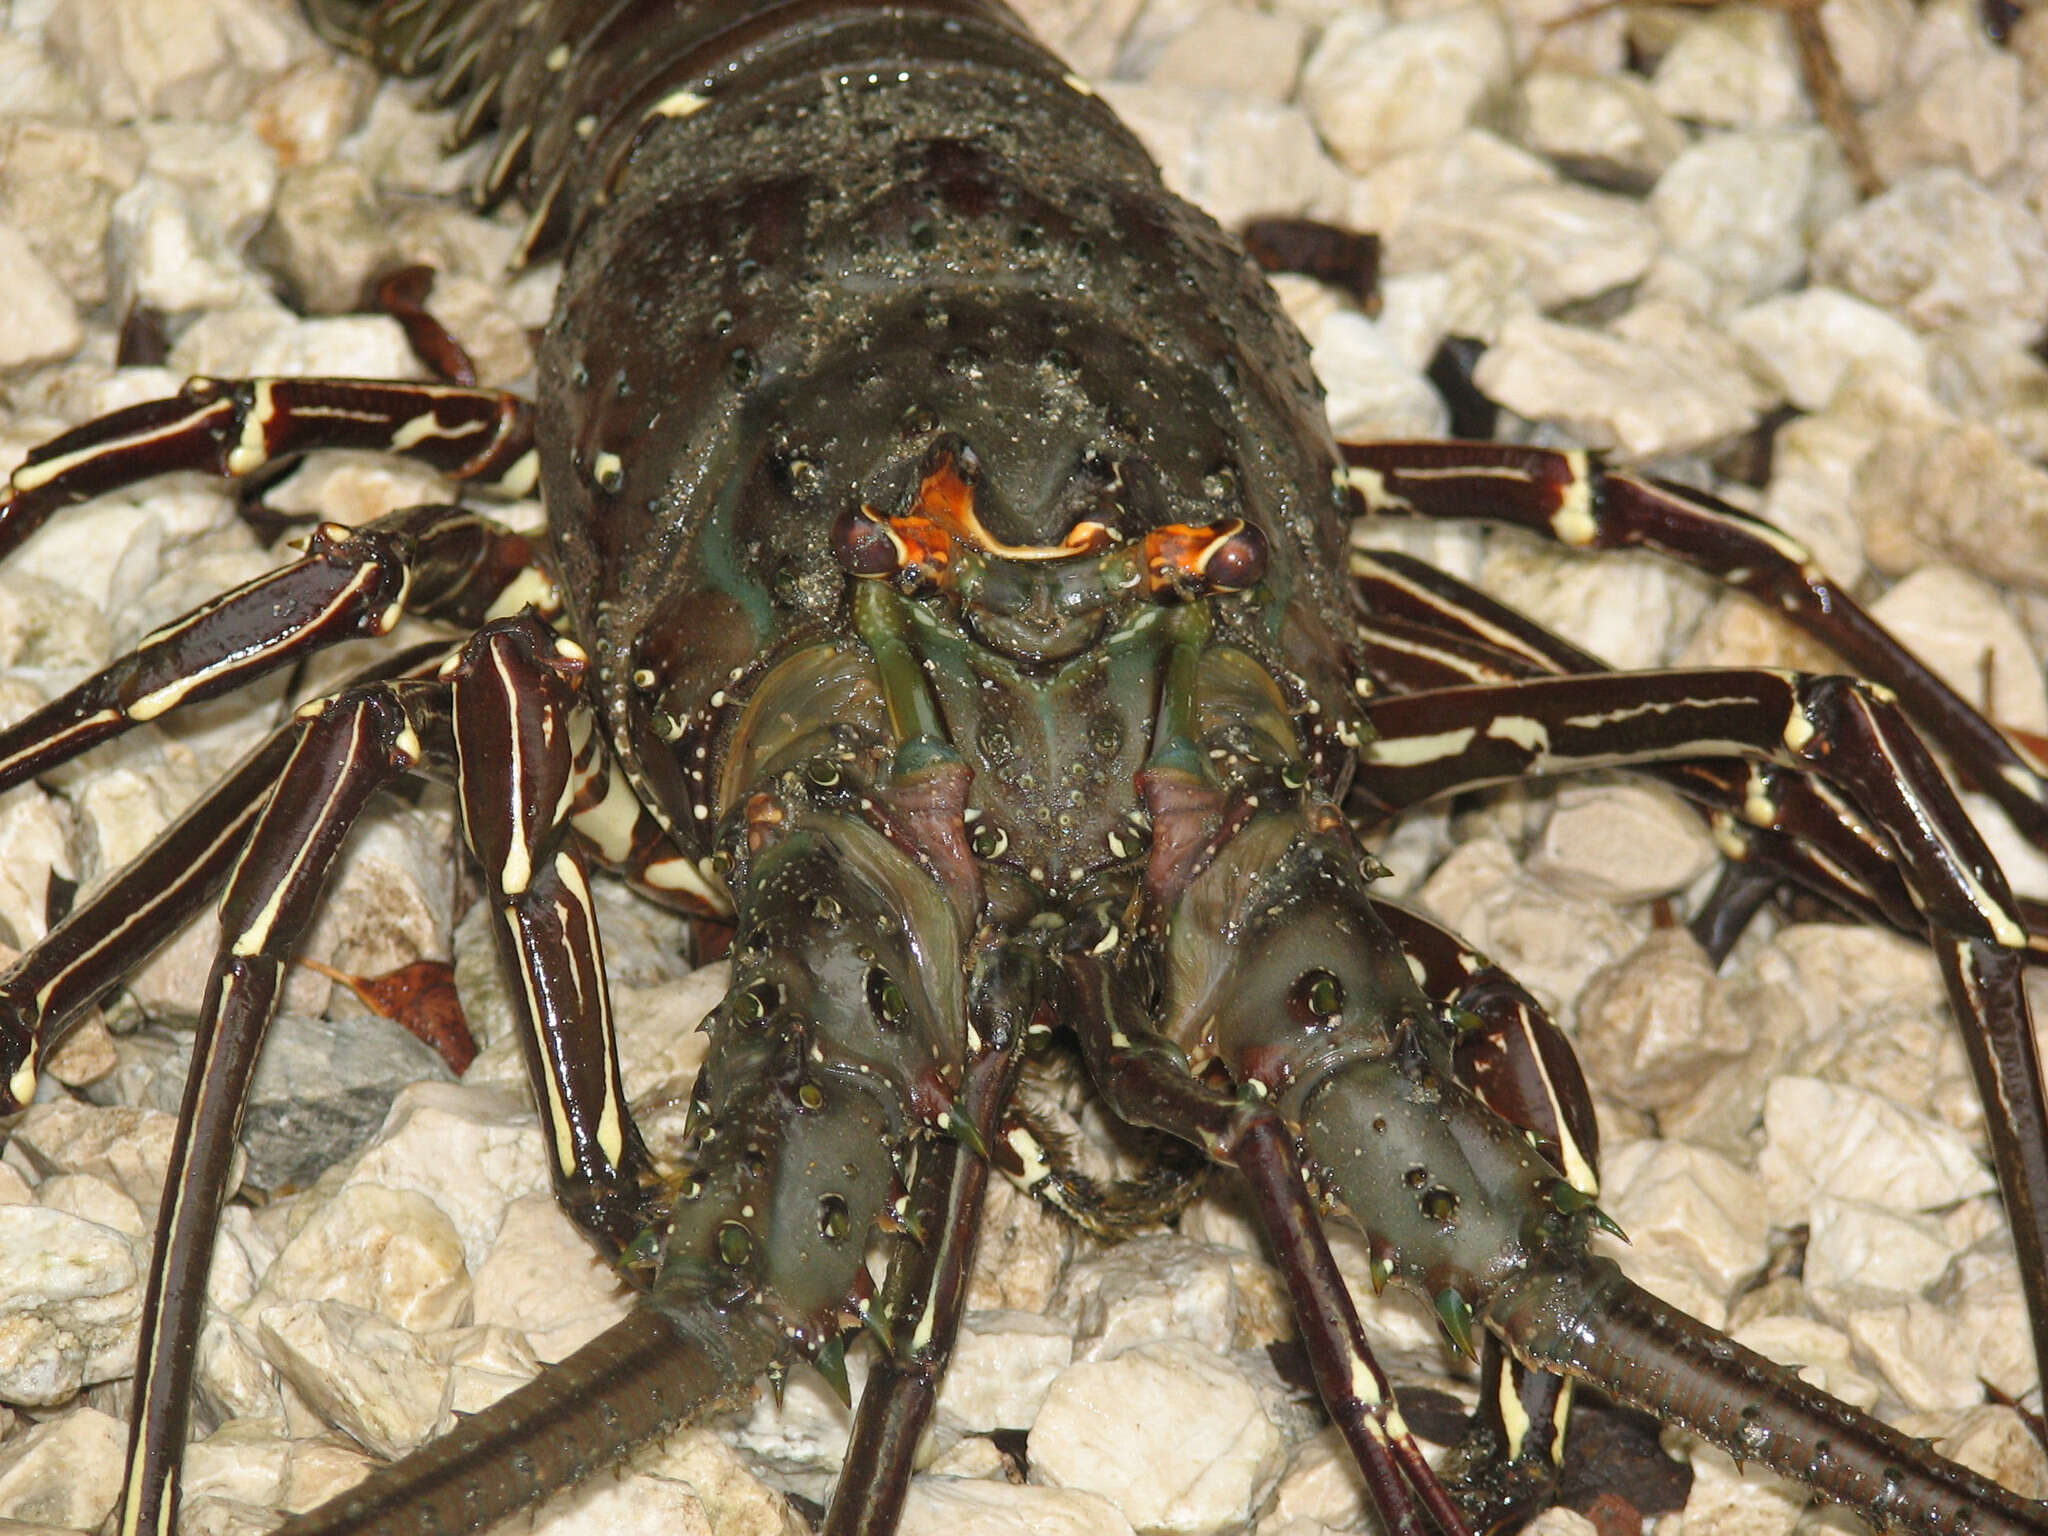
[{"xmin": 0, "ymin": 1, "xmax": 2043, "ymax": 1534}]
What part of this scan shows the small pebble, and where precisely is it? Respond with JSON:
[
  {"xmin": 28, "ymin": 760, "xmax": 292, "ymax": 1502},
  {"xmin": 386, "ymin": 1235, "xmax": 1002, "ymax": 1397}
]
[
  {"xmin": 258, "ymin": 1299, "xmax": 446, "ymax": 1460},
  {"xmin": 1299, "ymin": 5, "xmax": 1512, "ymax": 173},
  {"xmin": 1029, "ymin": 1340, "xmax": 1288, "ymax": 1536},
  {"xmin": 1814, "ymin": 167, "xmax": 2048, "ymax": 336},
  {"xmin": 1651, "ymin": 5, "xmax": 1810, "ymax": 128}
]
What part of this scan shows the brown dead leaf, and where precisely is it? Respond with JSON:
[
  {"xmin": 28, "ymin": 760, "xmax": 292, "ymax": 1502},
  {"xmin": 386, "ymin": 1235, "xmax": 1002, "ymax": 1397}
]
[{"xmin": 300, "ymin": 957, "xmax": 476, "ymax": 1075}]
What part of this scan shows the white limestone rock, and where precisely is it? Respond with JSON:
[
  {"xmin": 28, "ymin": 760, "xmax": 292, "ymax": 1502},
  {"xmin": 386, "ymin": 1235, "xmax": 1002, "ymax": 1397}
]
[
  {"xmin": 934, "ymin": 1310, "xmax": 1076, "ymax": 1437},
  {"xmin": 1758, "ymin": 1077, "xmax": 1992, "ymax": 1225},
  {"xmin": 1726, "ymin": 287, "xmax": 1928, "ymax": 412},
  {"xmin": 732, "ymin": 1351, "xmax": 858, "ymax": 1476},
  {"xmin": 137, "ymin": 119, "xmax": 280, "ymax": 246},
  {"xmin": 1391, "ymin": 181, "xmax": 1662, "ymax": 311},
  {"xmin": 1253, "ymin": 1427, "xmax": 1382, "ymax": 1536},
  {"xmin": 1094, "ymin": 86, "xmax": 1350, "ymax": 228},
  {"xmin": 1473, "ymin": 534, "xmax": 1715, "ymax": 673},
  {"xmin": 1573, "ymin": 929, "xmax": 1754, "ymax": 1113},
  {"xmin": 899, "ymin": 1479, "xmax": 1138, "ymax": 1536},
  {"xmin": 1803, "ymin": 366, "xmax": 2048, "ymax": 590},
  {"xmin": 0, "ymin": 29, "xmax": 93, "ymax": 120},
  {"xmin": 1298, "ymin": 5, "xmax": 1513, "ymax": 174},
  {"xmin": 245, "ymin": 53, "xmax": 380, "ymax": 171},
  {"xmin": 1813, "ymin": 168, "xmax": 2048, "ymax": 339},
  {"xmin": 1051, "ymin": 1235, "xmax": 1284, "ymax": 1361},
  {"xmin": 1527, "ymin": 784, "xmax": 1718, "ymax": 903},
  {"xmin": 0, "ymin": 222, "xmax": 80, "ymax": 373},
  {"xmin": 1863, "ymin": 0, "xmax": 2022, "ymax": 182},
  {"xmin": 612, "ymin": 962, "xmax": 725, "ymax": 1103},
  {"xmin": 0, "ymin": 1203, "xmax": 143, "ymax": 1404},
  {"xmin": 182, "ymin": 1419, "xmax": 296, "ymax": 1516},
  {"xmin": 253, "ymin": 1181, "xmax": 471, "ymax": 1335},
  {"xmin": 0, "ymin": 119, "xmax": 143, "ymax": 307},
  {"xmin": 1495, "ymin": 0, "xmax": 1629, "ymax": 76},
  {"xmin": 1672, "ymin": 1445, "xmax": 1807, "ymax": 1536},
  {"xmin": 0, "ymin": 1404, "xmax": 126, "ymax": 1529},
  {"xmin": 1143, "ymin": 7, "xmax": 1306, "ymax": 100},
  {"xmin": 1599, "ymin": 1139, "xmax": 1771, "ymax": 1300},
  {"xmin": 1867, "ymin": 565, "xmax": 2048, "ymax": 734},
  {"xmin": 256, "ymin": 160, "xmax": 398, "ymax": 315},
  {"xmin": 1820, "ymin": 0, "xmax": 1916, "ymax": 101},
  {"xmin": 258, "ymin": 1298, "xmax": 446, "ymax": 1461},
  {"xmin": 1013, "ymin": 0, "xmax": 1148, "ymax": 79},
  {"xmin": 1926, "ymin": 325, "xmax": 2048, "ymax": 465},
  {"xmin": 525, "ymin": 1469, "xmax": 717, "ymax": 1536},
  {"xmin": 1472, "ymin": 305, "xmax": 1771, "ymax": 459},
  {"xmin": 963, "ymin": 1173, "xmax": 1073, "ymax": 1313},
  {"xmin": 108, "ymin": 174, "xmax": 269, "ymax": 317},
  {"xmin": 1751, "ymin": 925, "xmax": 1978, "ymax": 1132},
  {"xmin": 924, "ymin": 1436, "xmax": 1011, "ymax": 1479},
  {"xmin": 6, "ymin": 1099, "xmax": 181, "ymax": 1215},
  {"xmin": 330, "ymin": 1082, "xmax": 554, "ymax": 1269},
  {"xmin": 283, "ymin": 795, "xmax": 456, "ymax": 1017},
  {"xmin": 197, "ymin": 1310, "xmax": 287, "ymax": 1429},
  {"xmin": 42, "ymin": 1011, "xmax": 119, "ymax": 1093},
  {"xmin": 467, "ymin": 1191, "xmax": 632, "ymax": 1363},
  {"xmin": 429, "ymin": 1323, "xmax": 541, "ymax": 1429},
  {"xmin": 1308, "ymin": 310, "xmax": 1448, "ymax": 440},
  {"xmin": 0, "ymin": 513, "xmax": 132, "ymax": 644},
  {"xmin": 170, "ymin": 310, "xmax": 423, "ymax": 382},
  {"xmin": 255, "ymin": 448, "xmax": 463, "ymax": 534},
  {"xmin": 627, "ymin": 1427, "xmax": 809, "ymax": 1536},
  {"xmin": 1651, "ymin": 6, "xmax": 1810, "ymax": 128},
  {"xmin": 32, "ymin": 1170, "xmax": 144, "ymax": 1239},
  {"xmin": 43, "ymin": 0, "xmax": 313, "ymax": 123},
  {"xmin": 1028, "ymin": 1339, "xmax": 1287, "ymax": 1536},
  {"xmin": 1514, "ymin": 68, "xmax": 1687, "ymax": 188},
  {"xmin": 1803, "ymin": 1195, "xmax": 1961, "ymax": 1299},
  {"xmin": 1838, "ymin": 1290, "xmax": 2024, "ymax": 1412},
  {"xmin": 1416, "ymin": 836, "xmax": 1648, "ymax": 1020},
  {"xmin": 1648, "ymin": 128, "xmax": 1856, "ymax": 309},
  {"xmin": 0, "ymin": 784, "xmax": 73, "ymax": 956}
]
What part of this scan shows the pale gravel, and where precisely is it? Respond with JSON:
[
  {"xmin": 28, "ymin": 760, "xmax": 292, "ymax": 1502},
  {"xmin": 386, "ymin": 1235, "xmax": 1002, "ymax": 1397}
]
[{"xmin": 0, "ymin": 0, "xmax": 2047, "ymax": 1534}]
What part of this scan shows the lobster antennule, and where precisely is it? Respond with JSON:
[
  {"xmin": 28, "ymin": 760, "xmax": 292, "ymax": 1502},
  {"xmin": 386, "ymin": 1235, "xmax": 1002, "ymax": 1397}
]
[
  {"xmin": 273, "ymin": 1300, "xmax": 784, "ymax": 1536},
  {"xmin": 1488, "ymin": 1259, "xmax": 2048, "ymax": 1536}
]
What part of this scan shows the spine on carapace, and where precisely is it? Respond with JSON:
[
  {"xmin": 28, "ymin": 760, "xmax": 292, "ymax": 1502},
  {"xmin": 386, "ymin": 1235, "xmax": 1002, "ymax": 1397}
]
[
  {"xmin": 1490, "ymin": 1260, "xmax": 2048, "ymax": 1536},
  {"xmin": 271, "ymin": 1301, "xmax": 782, "ymax": 1536}
]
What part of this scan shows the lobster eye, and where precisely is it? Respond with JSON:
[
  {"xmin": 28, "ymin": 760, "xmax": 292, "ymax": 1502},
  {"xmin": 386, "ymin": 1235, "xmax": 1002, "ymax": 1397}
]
[
  {"xmin": 1202, "ymin": 520, "xmax": 1267, "ymax": 592},
  {"xmin": 1143, "ymin": 518, "xmax": 1270, "ymax": 598},
  {"xmin": 832, "ymin": 507, "xmax": 902, "ymax": 578}
]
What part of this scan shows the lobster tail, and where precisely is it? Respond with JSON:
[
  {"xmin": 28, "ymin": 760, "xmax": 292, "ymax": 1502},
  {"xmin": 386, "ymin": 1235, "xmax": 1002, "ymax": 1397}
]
[
  {"xmin": 272, "ymin": 1300, "xmax": 784, "ymax": 1536},
  {"xmin": 1487, "ymin": 1258, "xmax": 2048, "ymax": 1536}
]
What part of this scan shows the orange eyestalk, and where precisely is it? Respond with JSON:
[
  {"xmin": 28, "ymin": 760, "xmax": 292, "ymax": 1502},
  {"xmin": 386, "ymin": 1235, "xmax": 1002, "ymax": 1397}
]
[{"xmin": 832, "ymin": 444, "xmax": 1122, "ymax": 586}]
